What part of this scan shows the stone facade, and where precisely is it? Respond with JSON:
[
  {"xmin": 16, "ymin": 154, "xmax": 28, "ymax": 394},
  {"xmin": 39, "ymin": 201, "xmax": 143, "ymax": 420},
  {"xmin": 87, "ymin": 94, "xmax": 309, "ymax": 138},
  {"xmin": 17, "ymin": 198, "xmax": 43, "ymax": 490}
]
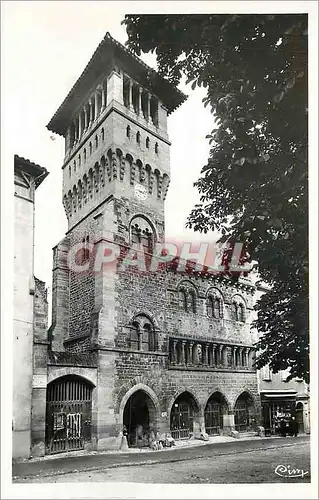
[{"xmin": 37, "ymin": 33, "xmax": 260, "ymax": 455}]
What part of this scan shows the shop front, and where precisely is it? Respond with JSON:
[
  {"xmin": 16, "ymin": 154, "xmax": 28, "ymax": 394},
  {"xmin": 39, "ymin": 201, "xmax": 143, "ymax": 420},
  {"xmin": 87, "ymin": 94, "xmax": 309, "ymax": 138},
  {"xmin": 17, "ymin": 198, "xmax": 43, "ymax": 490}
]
[{"xmin": 261, "ymin": 391, "xmax": 297, "ymax": 435}]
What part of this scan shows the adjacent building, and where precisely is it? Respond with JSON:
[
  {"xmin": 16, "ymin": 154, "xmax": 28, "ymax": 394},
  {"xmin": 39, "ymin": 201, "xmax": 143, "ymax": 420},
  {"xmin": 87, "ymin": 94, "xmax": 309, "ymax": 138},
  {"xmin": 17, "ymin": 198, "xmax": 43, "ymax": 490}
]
[
  {"xmin": 13, "ymin": 155, "xmax": 49, "ymax": 459},
  {"xmin": 254, "ymin": 284, "xmax": 310, "ymax": 435}
]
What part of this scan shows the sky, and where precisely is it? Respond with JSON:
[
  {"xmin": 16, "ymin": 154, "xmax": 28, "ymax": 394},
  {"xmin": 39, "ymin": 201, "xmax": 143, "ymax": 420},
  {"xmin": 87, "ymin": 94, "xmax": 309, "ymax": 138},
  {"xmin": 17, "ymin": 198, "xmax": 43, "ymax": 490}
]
[{"xmin": 2, "ymin": 1, "xmax": 216, "ymax": 310}]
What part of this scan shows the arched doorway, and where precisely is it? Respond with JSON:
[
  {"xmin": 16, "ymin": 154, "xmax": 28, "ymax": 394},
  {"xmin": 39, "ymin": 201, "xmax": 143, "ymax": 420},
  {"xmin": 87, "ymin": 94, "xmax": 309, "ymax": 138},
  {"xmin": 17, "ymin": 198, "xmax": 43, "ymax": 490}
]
[
  {"xmin": 234, "ymin": 392, "xmax": 256, "ymax": 432},
  {"xmin": 45, "ymin": 375, "xmax": 93, "ymax": 454},
  {"xmin": 204, "ymin": 392, "xmax": 229, "ymax": 435},
  {"xmin": 123, "ymin": 390, "xmax": 157, "ymax": 448},
  {"xmin": 295, "ymin": 402, "xmax": 304, "ymax": 433},
  {"xmin": 170, "ymin": 392, "xmax": 199, "ymax": 440}
]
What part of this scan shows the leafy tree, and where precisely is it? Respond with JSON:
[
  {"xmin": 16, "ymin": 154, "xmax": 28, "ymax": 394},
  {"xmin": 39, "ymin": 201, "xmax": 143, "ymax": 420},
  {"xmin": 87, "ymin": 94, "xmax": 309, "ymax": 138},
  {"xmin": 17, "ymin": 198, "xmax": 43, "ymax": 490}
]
[{"xmin": 123, "ymin": 14, "xmax": 308, "ymax": 382}]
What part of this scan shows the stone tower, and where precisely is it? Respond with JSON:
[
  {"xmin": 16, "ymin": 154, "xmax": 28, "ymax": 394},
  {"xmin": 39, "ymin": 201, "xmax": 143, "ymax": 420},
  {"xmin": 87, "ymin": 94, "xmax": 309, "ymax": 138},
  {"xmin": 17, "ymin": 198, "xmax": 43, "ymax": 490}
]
[
  {"xmin": 47, "ymin": 32, "xmax": 186, "ymax": 449},
  {"xmin": 48, "ymin": 32, "xmax": 186, "ymax": 348}
]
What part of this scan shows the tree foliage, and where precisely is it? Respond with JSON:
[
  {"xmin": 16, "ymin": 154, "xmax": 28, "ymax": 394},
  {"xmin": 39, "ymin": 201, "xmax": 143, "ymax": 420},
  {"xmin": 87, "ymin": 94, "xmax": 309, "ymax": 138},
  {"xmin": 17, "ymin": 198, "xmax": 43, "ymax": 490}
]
[{"xmin": 123, "ymin": 14, "xmax": 308, "ymax": 382}]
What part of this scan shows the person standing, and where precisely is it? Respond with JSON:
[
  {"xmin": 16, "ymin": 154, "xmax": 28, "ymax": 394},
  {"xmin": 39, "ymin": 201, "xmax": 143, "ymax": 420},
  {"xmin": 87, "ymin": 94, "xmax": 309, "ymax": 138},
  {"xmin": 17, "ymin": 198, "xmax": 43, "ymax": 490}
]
[{"xmin": 289, "ymin": 416, "xmax": 299, "ymax": 437}]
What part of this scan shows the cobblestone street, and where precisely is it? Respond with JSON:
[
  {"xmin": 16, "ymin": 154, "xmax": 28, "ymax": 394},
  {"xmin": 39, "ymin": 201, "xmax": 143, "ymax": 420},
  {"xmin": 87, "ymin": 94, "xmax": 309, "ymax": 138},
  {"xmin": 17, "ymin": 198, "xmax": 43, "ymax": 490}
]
[{"xmin": 14, "ymin": 436, "xmax": 310, "ymax": 484}]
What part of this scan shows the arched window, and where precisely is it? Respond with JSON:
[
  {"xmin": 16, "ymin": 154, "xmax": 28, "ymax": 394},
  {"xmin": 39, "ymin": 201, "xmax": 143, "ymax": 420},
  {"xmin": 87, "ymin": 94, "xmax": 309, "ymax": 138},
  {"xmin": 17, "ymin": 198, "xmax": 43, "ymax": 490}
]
[
  {"xmin": 128, "ymin": 315, "xmax": 156, "ymax": 352},
  {"xmin": 207, "ymin": 296, "xmax": 214, "ymax": 317},
  {"xmin": 73, "ymin": 160, "xmax": 76, "ymax": 172},
  {"xmin": 238, "ymin": 303, "xmax": 245, "ymax": 322},
  {"xmin": 213, "ymin": 298, "xmax": 222, "ymax": 318},
  {"xmin": 232, "ymin": 297, "xmax": 246, "ymax": 322},
  {"xmin": 146, "ymin": 137, "xmax": 150, "ymax": 149},
  {"xmin": 78, "ymin": 154, "xmax": 81, "ymax": 167},
  {"xmin": 130, "ymin": 321, "xmax": 139, "ymax": 351},
  {"xmin": 101, "ymin": 128, "xmax": 105, "ymax": 141},
  {"xmin": 95, "ymin": 135, "xmax": 98, "ymax": 150},
  {"xmin": 155, "ymin": 142, "xmax": 158, "ymax": 154},
  {"xmin": 89, "ymin": 142, "xmax": 92, "ymax": 155},
  {"xmin": 68, "ymin": 165, "xmax": 71, "ymax": 177},
  {"xmin": 179, "ymin": 289, "xmax": 188, "ymax": 312},
  {"xmin": 232, "ymin": 302, "xmax": 238, "ymax": 321},
  {"xmin": 84, "ymin": 148, "xmax": 87, "ymax": 162},
  {"xmin": 136, "ymin": 131, "xmax": 140, "ymax": 144},
  {"xmin": 130, "ymin": 216, "xmax": 155, "ymax": 253},
  {"xmin": 126, "ymin": 125, "xmax": 131, "ymax": 138}
]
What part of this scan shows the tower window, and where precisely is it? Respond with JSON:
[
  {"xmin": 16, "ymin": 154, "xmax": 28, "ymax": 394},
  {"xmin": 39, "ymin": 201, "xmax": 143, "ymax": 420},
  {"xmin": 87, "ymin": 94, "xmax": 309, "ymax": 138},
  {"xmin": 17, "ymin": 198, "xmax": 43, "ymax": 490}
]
[
  {"xmin": 68, "ymin": 166, "xmax": 71, "ymax": 177},
  {"xmin": 155, "ymin": 142, "xmax": 158, "ymax": 154},
  {"xmin": 78, "ymin": 154, "xmax": 81, "ymax": 167},
  {"xmin": 126, "ymin": 125, "xmax": 131, "ymax": 138},
  {"xmin": 136, "ymin": 131, "xmax": 140, "ymax": 144},
  {"xmin": 84, "ymin": 148, "xmax": 87, "ymax": 162},
  {"xmin": 146, "ymin": 137, "xmax": 150, "ymax": 149},
  {"xmin": 89, "ymin": 142, "xmax": 92, "ymax": 155},
  {"xmin": 95, "ymin": 135, "xmax": 98, "ymax": 150},
  {"xmin": 130, "ymin": 215, "xmax": 155, "ymax": 254},
  {"xmin": 73, "ymin": 160, "xmax": 76, "ymax": 172},
  {"xmin": 101, "ymin": 128, "xmax": 105, "ymax": 141}
]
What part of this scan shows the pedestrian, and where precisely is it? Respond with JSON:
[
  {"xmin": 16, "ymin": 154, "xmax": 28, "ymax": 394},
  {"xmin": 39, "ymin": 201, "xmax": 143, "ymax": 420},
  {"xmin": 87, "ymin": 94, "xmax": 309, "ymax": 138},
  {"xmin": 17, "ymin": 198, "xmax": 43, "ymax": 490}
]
[
  {"xmin": 279, "ymin": 418, "xmax": 287, "ymax": 437},
  {"xmin": 289, "ymin": 416, "xmax": 299, "ymax": 437}
]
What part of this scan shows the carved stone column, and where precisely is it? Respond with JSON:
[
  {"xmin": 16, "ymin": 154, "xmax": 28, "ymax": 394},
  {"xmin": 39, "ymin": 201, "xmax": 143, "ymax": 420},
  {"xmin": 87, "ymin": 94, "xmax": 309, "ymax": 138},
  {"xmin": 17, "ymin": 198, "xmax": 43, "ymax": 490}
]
[
  {"xmin": 89, "ymin": 98, "xmax": 93, "ymax": 126},
  {"xmin": 84, "ymin": 107, "xmax": 88, "ymax": 131},
  {"xmin": 147, "ymin": 93, "xmax": 151, "ymax": 121},
  {"xmin": 237, "ymin": 347, "xmax": 243, "ymax": 368},
  {"xmin": 204, "ymin": 344, "xmax": 209, "ymax": 366},
  {"xmin": 138, "ymin": 86, "xmax": 143, "ymax": 115},
  {"xmin": 211, "ymin": 344, "xmax": 216, "ymax": 367},
  {"xmin": 244, "ymin": 347, "xmax": 249, "ymax": 367},
  {"xmin": 188, "ymin": 342, "xmax": 194, "ymax": 365},
  {"xmin": 73, "ymin": 119, "xmax": 78, "ymax": 143},
  {"xmin": 181, "ymin": 341, "xmax": 186, "ymax": 365},
  {"xmin": 101, "ymin": 83, "xmax": 106, "ymax": 111},
  {"xmin": 172, "ymin": 340, "xmax": 177, "ymax": 364},
  {"xmin": 94, "ymin": 91, "xmax": 99, "ymax": 120},
  {"xmin": 129, "ymin": 79, "xmax": 134, "ymax": 111},
  {"xmin": 231, "ymin": 346, "xmax": 236, "ymax": 367},
  {"xmin": 78, "ymin": 112, "xmax": 82, "ymax": 139},
  {"xmin": 225, "ymin": 346, "xmax": 233, "ymax": 368}
]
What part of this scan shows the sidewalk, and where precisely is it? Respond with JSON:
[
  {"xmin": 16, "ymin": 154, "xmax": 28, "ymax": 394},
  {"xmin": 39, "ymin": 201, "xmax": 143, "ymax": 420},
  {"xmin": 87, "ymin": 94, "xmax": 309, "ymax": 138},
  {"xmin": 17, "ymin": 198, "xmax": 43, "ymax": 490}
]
[{"xmin": 12, "ymin": 434, "xmax": 310, "ymax": 481}]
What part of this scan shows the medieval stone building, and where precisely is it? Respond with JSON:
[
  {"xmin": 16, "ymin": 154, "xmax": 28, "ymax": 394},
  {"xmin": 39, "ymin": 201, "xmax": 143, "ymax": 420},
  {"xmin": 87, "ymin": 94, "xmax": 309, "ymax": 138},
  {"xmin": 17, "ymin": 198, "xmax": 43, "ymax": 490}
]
[{"xmin": 29, "ymin": 33, "xmax": 259, "ymax": 456}]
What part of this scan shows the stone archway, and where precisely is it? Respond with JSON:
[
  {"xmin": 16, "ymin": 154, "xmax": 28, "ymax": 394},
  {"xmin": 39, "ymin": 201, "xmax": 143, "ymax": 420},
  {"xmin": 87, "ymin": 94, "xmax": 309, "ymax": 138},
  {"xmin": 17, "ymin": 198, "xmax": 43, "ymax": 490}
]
[
  {"xmin": 45, "ymin": 375, "xmax": 94, "ymax": 454},
  {"xmin": 204, "ymin": 392, "xmax": 229, "ymax": 436},
  {"xmin": 122, "ymin": 389, "xmax": 157, "ymax": 448},
  {"xmin": 234, "ymin": 391, "xmax": 257, "ymax": 432},
  {"xmin": 170, "ymin": 391, "xmax": 200, "ymax": 440}
]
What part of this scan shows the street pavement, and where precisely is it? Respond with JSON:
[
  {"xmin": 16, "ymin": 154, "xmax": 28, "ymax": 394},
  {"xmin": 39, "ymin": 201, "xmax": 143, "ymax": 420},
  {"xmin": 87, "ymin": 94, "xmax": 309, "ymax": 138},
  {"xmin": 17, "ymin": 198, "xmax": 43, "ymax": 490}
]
[{"xmin": 12, "ymin": 435, "xmax": 310, "ymax": 483}]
